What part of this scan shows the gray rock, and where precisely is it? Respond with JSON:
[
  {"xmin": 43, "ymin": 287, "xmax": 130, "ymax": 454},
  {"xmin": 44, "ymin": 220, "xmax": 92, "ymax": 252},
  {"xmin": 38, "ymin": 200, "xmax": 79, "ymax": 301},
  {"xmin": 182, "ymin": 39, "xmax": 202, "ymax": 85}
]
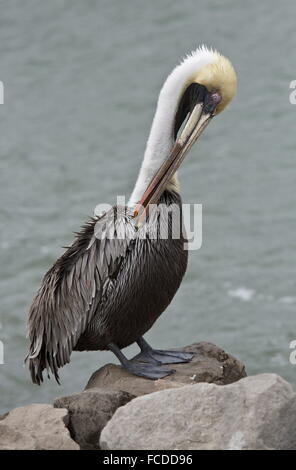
[
  {"xmin": 100, "ymin": 374, "xmax": 296, "ymax": 450},
  {"xmin": 86, "ymin": 342, "xmax": 247, "ymax": 397},
  {"xmin": 0, "ymin": 404, "xmax": 79, "ymax": 450},
  {"xmin": 54, "ymin": 388, "xmax": 134, "ymax": 450}
]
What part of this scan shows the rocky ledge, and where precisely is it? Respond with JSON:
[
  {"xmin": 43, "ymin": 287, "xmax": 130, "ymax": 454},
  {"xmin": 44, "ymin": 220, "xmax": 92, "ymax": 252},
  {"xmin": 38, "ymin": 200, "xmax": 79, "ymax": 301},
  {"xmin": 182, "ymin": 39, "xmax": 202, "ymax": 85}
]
[{"xmin": 1, "ymin": 341, "xmax": 295, "ymax": 450}]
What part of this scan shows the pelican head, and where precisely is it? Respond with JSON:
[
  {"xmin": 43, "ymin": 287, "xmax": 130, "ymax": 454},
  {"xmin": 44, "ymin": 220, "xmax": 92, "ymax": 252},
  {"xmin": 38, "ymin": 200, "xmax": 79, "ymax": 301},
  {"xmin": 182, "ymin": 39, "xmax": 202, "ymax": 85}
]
[
  {"xmin": 132, "ymin": 46, "xmax": 237, "ymax": 219},
  {"xmin": 189, "ymin": 47, "xmax": 237, "ymax": 115}
]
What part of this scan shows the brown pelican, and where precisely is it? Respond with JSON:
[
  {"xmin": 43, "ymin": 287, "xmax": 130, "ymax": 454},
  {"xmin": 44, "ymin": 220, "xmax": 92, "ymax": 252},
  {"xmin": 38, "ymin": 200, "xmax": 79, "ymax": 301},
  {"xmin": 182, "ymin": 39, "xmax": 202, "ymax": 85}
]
[{"xmin": 26, "ymin": 46, "xmax": 237, "ymax": 384}]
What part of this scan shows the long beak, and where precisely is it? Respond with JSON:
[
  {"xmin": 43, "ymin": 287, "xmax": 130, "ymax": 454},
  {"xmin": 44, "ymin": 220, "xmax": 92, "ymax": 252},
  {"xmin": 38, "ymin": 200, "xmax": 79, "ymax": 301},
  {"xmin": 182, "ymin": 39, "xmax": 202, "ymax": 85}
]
[{"xmin": 133, "ymin": 98, "xmax": 219, "ymax": 225}]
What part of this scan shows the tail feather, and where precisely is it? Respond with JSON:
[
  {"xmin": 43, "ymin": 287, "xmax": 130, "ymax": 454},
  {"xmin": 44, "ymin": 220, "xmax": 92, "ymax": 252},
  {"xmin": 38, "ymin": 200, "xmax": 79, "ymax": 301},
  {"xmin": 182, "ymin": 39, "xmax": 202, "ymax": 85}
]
[{"xmin": 25, "ymin": 345, "xmax": 61, "ymax": 386}]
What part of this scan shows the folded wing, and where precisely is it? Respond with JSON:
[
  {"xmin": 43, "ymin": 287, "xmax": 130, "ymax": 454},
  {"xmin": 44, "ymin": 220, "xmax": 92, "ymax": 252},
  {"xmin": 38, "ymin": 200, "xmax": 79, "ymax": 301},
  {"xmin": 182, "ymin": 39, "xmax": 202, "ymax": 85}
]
[{"xmin": 26, "ymin": 206, "xmax": 135, "ymax": 384}]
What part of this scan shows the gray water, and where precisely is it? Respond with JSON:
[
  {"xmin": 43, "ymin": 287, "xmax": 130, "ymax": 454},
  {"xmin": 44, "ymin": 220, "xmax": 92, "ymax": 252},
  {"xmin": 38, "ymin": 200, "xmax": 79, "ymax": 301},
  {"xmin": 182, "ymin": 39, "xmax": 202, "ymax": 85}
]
[{"xmin": 1, "ymin": 0, "xmax": 296, "ymax": 414}]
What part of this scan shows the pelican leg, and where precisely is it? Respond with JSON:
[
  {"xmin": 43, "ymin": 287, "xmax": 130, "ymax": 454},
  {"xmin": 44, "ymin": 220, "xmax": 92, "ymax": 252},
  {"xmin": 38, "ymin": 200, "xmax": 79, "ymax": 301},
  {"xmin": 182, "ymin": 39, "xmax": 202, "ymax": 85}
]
[
  {"xmin": 132, "ymin": 337, "xmax": 194, "ymax": 365},
  {"xmin": 108, "ymin": 342, "xmax": 175, "ymax": 380}
]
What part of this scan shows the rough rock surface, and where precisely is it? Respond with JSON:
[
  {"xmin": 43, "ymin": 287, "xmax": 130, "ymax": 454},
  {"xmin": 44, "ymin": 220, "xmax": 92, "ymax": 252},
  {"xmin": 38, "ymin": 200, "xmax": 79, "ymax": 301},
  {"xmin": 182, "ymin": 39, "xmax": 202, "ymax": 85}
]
[
  {"xmin": 54, "ymin": 388, "xmax": 134, "ymax": 450},
  {"xmin": 100, "ymin": 374, "xmax": 296, "ymax": 450},
  {"xmin": 0, "ymin": 404, "xmax": 79, "ymax": 450},
  {"xmin": 85, "ymin": 342, "xmax": 247, "ymax": 397}
]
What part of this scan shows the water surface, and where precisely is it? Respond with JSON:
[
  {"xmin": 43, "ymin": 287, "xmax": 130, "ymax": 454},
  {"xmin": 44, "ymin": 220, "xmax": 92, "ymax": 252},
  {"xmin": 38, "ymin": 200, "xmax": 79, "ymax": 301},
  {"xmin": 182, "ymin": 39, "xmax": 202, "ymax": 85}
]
[{"xmin": 1, "ymin": 0, "xmax": 296, "ymax": 413}]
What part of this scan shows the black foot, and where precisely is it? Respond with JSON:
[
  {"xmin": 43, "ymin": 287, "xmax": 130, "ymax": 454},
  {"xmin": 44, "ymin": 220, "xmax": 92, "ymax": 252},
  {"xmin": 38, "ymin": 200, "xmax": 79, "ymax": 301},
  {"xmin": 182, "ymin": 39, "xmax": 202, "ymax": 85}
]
[
  {"xmin": 124, "ymin": 361, "xmax": 175, "ymax": 380},
  {"xmin": 132, "ymin": 349, "xmax": 194, "ymax": 365},
  {"xmin": 108, "ymin": 341, "xmax": 175, "ymax": 380},
  {"xmin": 134, "ymin": 337, "xmax": 194, "ymax": 365}
]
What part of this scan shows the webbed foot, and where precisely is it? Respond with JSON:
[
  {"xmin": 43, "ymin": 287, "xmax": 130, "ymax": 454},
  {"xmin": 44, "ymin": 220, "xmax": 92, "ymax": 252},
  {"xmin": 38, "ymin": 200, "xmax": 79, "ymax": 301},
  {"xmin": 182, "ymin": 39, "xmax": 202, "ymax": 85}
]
[
  {"xmin": 108, "ymin": 341, "xmax": 175, "ymax": 380},
  {"xmin": 133, "ymin": 337, "xmax": 194, "ymax": 365},
  {"xmin": 124, "ymin": 361, "xmax": 175, "ymax": 379},
  {"xmin": 132, "ymin": 348, "xmax": 194, "ymax": 365}
]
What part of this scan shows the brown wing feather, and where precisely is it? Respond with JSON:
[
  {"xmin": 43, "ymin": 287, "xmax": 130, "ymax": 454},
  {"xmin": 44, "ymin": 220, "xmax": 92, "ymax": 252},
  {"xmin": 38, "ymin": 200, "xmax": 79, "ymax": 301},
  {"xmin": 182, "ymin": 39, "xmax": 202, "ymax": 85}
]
[{"xmin": 26, "ymin": 206, "xmax": 134, "ymax": 384}]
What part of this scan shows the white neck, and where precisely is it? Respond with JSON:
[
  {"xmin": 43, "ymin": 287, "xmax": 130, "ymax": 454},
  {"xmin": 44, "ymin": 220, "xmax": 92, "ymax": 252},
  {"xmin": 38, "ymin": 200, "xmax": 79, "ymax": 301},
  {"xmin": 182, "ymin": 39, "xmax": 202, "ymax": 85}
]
[{"xmin": 128, "ymin": 46, "xmax": 216, "ymax": 207}]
